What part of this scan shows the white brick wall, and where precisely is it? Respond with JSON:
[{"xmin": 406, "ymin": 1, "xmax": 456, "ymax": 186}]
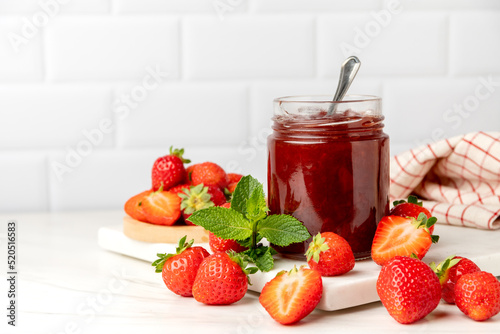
[{"xmin": 1, "ymin": 0, "xmax": 499, "ymax": 211}]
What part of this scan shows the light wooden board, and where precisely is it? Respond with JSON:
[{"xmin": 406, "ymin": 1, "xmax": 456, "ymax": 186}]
[
  {"xmin": 98, "ymin": 223, "xmax": 500, "ymax": 311},
  {"xmin": 123, "ymin": 215, "xmax": 209, "ymax": 243}
]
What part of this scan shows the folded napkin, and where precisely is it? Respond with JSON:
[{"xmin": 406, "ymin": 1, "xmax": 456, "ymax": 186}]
[{"xmin": 390, "ymin": 131, "xmax": 500, "ymax": 229}]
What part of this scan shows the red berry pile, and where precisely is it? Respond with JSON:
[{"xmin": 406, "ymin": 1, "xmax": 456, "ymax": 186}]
[{"xmin": 124, "ymin": 146, "xmax": 242, "ymax": 228}]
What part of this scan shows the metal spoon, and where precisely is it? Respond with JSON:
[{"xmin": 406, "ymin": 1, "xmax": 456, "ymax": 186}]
[{"xmin": 327, "ymin": 56, "xmax": 361, "ymax": 114}]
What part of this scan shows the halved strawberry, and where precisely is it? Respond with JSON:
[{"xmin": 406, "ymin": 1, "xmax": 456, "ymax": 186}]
[
  {"xmin": 142, "ymin": 187, "xmax": 181, "ymax": 226},
  {"xmin": 371, "ymin": 213, "xmax": 439, "ymax": 266},
  {"xmin": 259, "ymin": 266, "xmax": 323, "ymax": 325},
  {"xmin": 124, "ymin": 190, "xmax": 152, "ymax": 222},
  {"xmin": 390, "ymin": 195, "xmax": 434, "ymax": 233}
]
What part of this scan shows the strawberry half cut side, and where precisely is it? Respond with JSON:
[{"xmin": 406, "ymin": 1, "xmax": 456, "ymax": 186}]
[
  {"xmin": 259, "ymin": 265, "xmax": 323, "ymax": 325},
  {"xmin": 371, "ymin": 213, "xmax": 439, "ymax": 266}
]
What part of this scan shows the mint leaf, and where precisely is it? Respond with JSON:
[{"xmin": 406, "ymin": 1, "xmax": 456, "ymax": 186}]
[
  {"xmin": 258, "ymin": 214, "xmax": 310, "ymax": 246},
  {"xmin": 242, "ymin": 245, "xmax": 275, "ymax": 272},
  {"xmin": 231, "ymin": 175, "xmax": 263, "ymax": 217},
  {"xmin": 238, "ymin": 235, "xmax": 262, "ymax": 249},
  {"xmin": 254, "ymin": 247, "xmax": 275, "ymax": 272},
  {"xmin": 188, "ymin": 206, "xmax": 252, "ymax": 240},
  {"xmin": 246, "ymin": 185, "xmax": 268, "ymax": 222}
]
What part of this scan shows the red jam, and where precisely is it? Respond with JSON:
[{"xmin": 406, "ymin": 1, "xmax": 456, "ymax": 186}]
[{"xmin": 268, "ymin": 103, "xmax": 390, "ymax": 260}]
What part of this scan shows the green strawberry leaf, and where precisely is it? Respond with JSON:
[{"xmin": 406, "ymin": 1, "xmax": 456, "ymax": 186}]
[
  {"xmin": 152, "ymin": 235, "xmax": 194, "ymax": 273},
  {"xmin": 258, "ymin": 214, "xmax": 311, "ymax": 246},
  {"xmin": 407, "ymin": 195, "xmax": 423, "ymax": 206},
  {"xmin": 188, "ymin": 206, "xmax": 252, "ymax": 240}
]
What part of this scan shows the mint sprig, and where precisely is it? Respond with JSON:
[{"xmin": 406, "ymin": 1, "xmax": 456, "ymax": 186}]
[{"xmin": 188, "ymin": 175, "xmax": 310, "ymax": 272}]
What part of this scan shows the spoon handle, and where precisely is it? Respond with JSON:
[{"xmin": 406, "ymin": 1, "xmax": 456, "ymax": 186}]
[{"xmin": 328, "ymin": 56, "xmax": 361, "ymax": 114}]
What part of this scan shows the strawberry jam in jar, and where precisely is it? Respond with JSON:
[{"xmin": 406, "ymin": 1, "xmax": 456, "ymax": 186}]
[{"xmin": 268, "ymin": 95, "xmax": 389, "ymax": 260}]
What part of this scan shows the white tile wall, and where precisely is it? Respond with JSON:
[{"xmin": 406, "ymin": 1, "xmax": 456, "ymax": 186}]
[
  {"xmin": 0, "ymin": 1, "xmax": 499, "ymax": 212},
  {"xmin": 0, "ymin": 17, "xmax": 43, "ymax": 81},
  {"xmin": 383, "ymin": 0, "xmax": 500, "ymax": 10},
  {"xmin": 113, "ymin": 0, "xmax": 227, "ymax": 13},
  {"xmin": 384, "ymin": 77, "xmax": 500, "ymax": 149},
  {"xmin": 0, "ymin": 0, "xmax": 110, "ymax": 13},
  {"xmin": 183, "ymin": 15, "xmax": 315, "ymax": 79},
  {"xmin": 0, "ymin": 152, "xmax": 48, "ymax": 212},
  {"xmin": 45, "ymin": 17, "xmax": 179, "ymax": 81},
  {"xmin": 115, "ymin": 83, "xmax": 248, "ymax": 147},
  {"xmin": 317, "ymin": 12, "xmax": 448, "ymax": 76},
  {"xmin": 0, "ymin": 85, "xmax": 112, "ymax": 148},
  {"xmin": 450, "ymin": 12, "xmax": 500, "ymax": 75},
  {"xmin": 252, "ymin": 0, "xmax": 382, "ymax": 12}
]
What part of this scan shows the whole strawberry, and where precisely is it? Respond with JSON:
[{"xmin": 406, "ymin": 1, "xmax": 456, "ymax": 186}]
[
  {"xmin": 226, "ymin": 173, "xmax": 243, "ymax": 185},
  {"xmin": 390, "ymin": 195, "xmax": 434, "ymax": 233},
  {"xmin": 168, "ymin": 183, "xmax": 190, "ymax": 195},
  {"xmin": 152, "ymin": 236, "xmax": 210, "ymax": 297},
  {"xmin": 180, "ymin": 184, "xmax": 227, "ymax": 225},
  {"xmin": 455, "ymin": 271, "xmax": 500, "ymax": 321},
  {"xmin": 431, "ymin": 255, "xmax": 481, "ymax": 304},
  {"xmin": 190, "ymin": 162, "xmax": 228, "ymax": 189},
  {"xmin": 259, "ymin": 266, "xmax": 322, "ymax": 325},
  {"xmin": 152, "ymin": 147, "xmax": 190, "ymax": 191},
  {"xmin": 306, "ymin": 232, "xmax": 355, "ymax": 276},
  {"xmin": 377, "ymin": 256, "xmax": 441, "ymax": 324},
  {"xmin": 192, "ymin": 252, "xmax": 257, "ymax": 305}
]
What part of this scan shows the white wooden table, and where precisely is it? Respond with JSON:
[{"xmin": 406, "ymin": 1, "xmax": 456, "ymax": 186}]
[{"xmin": 1, "ymin": 211, "xmax": 499, "ymax": 334}]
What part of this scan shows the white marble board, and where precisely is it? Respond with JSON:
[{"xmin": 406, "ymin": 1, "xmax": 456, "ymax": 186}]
[{"xmin": 98, "ymin": 224, "xmax": 500, "ymax": 311}]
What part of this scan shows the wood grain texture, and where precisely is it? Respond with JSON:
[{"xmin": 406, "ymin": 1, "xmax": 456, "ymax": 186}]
[{"xmin": 123, "ymin": 215, "xmax": 209, "ymax": 243}]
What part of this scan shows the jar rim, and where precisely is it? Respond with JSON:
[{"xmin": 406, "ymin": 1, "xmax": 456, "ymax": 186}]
[{"xmin": 274, "ymin": 94, "xmax": 381, "ymax": 104}]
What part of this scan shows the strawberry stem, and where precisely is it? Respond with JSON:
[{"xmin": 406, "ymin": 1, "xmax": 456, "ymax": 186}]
[{"xmin": 169, "ymin": 146, "xmax": 191, "ymax": 164}]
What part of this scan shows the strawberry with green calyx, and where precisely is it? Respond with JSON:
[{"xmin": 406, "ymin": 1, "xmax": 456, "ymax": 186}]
[
  {"xmin": 371, "ymin": 212, "xmax": 439, "ymax": 266},
  {"xmin": 142, "ymin": 185, "xmax": 181, "ymax": 226},
  {"xmin": 455, "ymin": 271, "xmax": 500, "ymax": 321},
  {"xmin": 430, "ymin": 255, "xmax": 481, "ymax": 304},
  {"xmin": 259, "ymin": 265, "xmax": 323, "ymax": 325},
  {"xmin": 152, "ymin": 235, "xmax": 210, "ymax": 297},
  {"xmin": 192, "ymin": 251, "xmax": 258, "ymax": 305},
  {"xmin": 169, "ymin": 183, "xmax": 190, "ymax": 195},
  {"xmin": 151, "ymin": 146, "xmax": 191, "ymax": 191},
  {"xmin": 391, "ymin": 195, "xmax": 434, "ymax": 233},
  {"xmin": 188, "ymin": 175, "xmax": 311, "ymax": 272},
  {"xmin": 306, "ymin": 232, "xmax": 355, "ymax": 277},
  {"xmin": 377, "ymin": 256, "xmax": 441, "ymax": 324},
  {"xmin": 179, "ymin": 184, "xmax": 227, "ymax": 225}
]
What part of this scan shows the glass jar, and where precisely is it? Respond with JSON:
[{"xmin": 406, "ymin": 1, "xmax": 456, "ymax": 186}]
[{"xmin": 267, "ymin": 95, "xmax": 390, "ymax": 260}]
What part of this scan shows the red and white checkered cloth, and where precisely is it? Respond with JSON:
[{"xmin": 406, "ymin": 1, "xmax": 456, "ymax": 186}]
[{"xmin": 390, "ymin": 131, "xmax": 500, "ymax": 229}]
